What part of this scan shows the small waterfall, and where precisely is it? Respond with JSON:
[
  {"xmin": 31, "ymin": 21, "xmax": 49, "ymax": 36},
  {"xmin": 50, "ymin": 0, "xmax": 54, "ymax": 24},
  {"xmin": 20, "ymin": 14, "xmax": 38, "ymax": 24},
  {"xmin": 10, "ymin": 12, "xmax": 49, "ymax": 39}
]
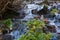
[
  {"xmin": 22, "ymin": 11, "xmax": 33, "ymax": 21},
  {"xmin": 23, "ymin": 4, "xmax": 43, "ymax": 21}
]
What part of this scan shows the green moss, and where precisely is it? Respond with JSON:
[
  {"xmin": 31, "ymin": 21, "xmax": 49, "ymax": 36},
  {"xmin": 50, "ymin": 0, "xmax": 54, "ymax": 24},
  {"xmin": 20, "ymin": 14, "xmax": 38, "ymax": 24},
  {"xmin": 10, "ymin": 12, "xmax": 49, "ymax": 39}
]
[
  {"xmin": 0, "ymin": 19, "xmax": 12, "ymax": 30},
  {"xmin": 50, "ymin": 8, "xmax": 58, "ymax": 15}
]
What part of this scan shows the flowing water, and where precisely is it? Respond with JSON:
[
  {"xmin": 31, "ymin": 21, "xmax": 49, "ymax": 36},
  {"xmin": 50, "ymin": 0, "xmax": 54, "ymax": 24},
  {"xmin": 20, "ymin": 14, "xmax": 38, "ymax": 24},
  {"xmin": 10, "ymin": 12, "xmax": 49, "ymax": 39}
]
[{"xmin": 9, "ymin": 3, "xmax": 60, "ymax": 40}]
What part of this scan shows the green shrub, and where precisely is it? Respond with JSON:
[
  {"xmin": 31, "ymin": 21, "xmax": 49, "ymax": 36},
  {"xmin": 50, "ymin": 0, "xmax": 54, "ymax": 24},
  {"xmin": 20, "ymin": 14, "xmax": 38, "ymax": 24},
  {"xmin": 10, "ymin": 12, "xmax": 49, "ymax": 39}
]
[{"xmin": 18, "ymin": 19, "xmax": 52, "ymax": 40}]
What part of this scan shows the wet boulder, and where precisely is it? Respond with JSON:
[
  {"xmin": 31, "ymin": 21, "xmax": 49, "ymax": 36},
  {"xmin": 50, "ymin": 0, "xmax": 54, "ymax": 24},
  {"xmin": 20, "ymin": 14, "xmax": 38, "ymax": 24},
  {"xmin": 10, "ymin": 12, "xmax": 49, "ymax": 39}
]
[
  {"xmin": 46, "ymin": 25, "xmax": 56, "ymax": 33},
  {"xmin": 3, "ymin": 34, "xmax": 13, "ymax": 40},
  {"xmin": 37, "ymin": 6, "xmax": 48, "ymax": 15},
  {"xmin": 55, "ymin": 14, "xmax": 60, "ymax": 20}
]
